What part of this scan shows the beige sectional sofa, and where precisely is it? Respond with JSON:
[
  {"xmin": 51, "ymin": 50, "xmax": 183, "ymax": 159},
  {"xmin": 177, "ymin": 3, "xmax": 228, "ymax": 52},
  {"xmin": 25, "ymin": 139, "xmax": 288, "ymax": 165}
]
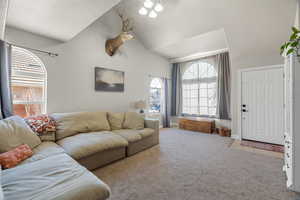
[{"xmin": 0, "ymin": 111, "xmax": 159, "ymax": 200}]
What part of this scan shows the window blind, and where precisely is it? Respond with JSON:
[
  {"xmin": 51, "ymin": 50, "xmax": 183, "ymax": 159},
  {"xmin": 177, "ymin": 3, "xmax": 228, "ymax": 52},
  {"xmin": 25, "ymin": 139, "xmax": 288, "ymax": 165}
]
[{"xmin": 11, "ymin": 46, "xmax": 46, "ymax": 86}]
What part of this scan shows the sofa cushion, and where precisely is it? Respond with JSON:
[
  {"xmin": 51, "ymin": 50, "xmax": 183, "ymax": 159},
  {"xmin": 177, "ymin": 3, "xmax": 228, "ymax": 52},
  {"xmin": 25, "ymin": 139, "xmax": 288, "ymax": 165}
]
[
  {"xmin": 112, "ymin": 128, "xmax": 154, "ymax": 143},
  {"xmin": 112, "ymin": 129, "xmax": 142, "ymax": 143},
  {"xmin": 0, "ymin": 144, "xmax": 33, "ymax": 169},
  {"xmin": 139, "ymin": 128, "xmax": 155, "ymax": 138},
  {"xmin": 20, "ymin": 142, "xmax": 65, "ymax": 165},
  {"xmin": 123, "ymin": 112, "xmax": 144, "ymax": 130},
  {"xmin": 57, "ymin": 132, "xmax": 128, "ymax": 160},
  {"xmin": 51, "ymin": 111, "xmax": 111, "ymax": 140},
  {"xmin": 107, "ymin": 112, "xmax": 124, "ymax": 130},
  {"xmin": 0, "ymin": 116, "xmax": 42, "ymax": 153},
  {"xmin": 38, "ymin": 132, "xmax": 56, "ymax": 142},
  {"xmin": 2, "ymin": 154, "xmax": 110, "ymax": 200}
]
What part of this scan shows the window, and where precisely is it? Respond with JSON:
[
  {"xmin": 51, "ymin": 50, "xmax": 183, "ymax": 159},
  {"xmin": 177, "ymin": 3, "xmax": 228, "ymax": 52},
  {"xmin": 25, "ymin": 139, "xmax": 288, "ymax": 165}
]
[
  {"xmin": 182, "ymin": 59, "xmax": 217, "ymax": 116},
  {"xmin": 11, "ymin": 47, "xmax": 47, "ymax": 118},
  {"xmin": 149, "ymin": 78, "xmax": 163, "ymax": 113}
]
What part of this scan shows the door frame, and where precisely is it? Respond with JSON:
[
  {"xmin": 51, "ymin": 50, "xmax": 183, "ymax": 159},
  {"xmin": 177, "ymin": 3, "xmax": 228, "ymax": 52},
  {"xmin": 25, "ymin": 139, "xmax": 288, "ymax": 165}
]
[{"xmin": 237, "ymin": 64, "xmax": 284, "ymax": 141}]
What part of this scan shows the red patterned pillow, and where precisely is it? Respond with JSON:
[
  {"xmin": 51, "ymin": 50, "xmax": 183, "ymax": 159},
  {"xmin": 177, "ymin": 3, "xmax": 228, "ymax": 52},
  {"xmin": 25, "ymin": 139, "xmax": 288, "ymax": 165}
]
[
  {"xmin": 0, "ymin": 144, "xmax": 33, "ymax": 169},
  {"xmin": 25, "ymin": 115, "xmax": 56, "ymax": 135}
]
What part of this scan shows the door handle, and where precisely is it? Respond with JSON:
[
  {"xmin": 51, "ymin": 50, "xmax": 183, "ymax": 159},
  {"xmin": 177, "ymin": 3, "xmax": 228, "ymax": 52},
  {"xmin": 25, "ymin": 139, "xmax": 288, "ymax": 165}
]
[{"xmin": 242, "ymin": 109, "xmax": 248, "ymax": 112}]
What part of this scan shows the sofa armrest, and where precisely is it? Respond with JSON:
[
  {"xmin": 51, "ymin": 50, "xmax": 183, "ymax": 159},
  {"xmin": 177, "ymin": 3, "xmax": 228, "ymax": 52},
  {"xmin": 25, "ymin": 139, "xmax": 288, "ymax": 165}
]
[
  {"xmin": 144, "ymin": 119, "xmax": 159, "ymax": 131},
  {"xmin": 144, "ymin": 119, "xmax": 160, "ymax": 145}
]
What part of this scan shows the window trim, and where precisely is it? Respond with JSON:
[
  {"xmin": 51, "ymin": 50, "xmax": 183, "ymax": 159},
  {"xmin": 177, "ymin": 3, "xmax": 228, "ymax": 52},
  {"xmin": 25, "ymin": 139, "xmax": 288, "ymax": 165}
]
[
  {"xmin": 148, "ymin": 77, "xmax": 163, "ymax": 113},
  {"xmin": 11, "ymin": 46, "xmax": 47, "ymax": 115},
  {"xmin": 181, "ymin": 60, "xmax": 217, "ymax": 117}
]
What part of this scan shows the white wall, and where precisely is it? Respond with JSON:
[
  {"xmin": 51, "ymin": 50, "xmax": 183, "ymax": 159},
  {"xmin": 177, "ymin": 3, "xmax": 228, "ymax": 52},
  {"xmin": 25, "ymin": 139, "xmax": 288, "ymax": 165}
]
[
  {"xmin": 230, "ymin": 53, "xmax": 284, "ymax": 139},
  {"xmin": 230, "ymin": 0, "xmax": 300, "ymax": 139},
  {"xmin": 0, "ymin": 0, "xmax": 9, "ymax": 39},
  {"xmin": 5, "ymin": 11, "xmax": 171, "ymax": 114},
  {"xmin": 296, "ymin": 0, "xmax": 300, "ymax": 28}
]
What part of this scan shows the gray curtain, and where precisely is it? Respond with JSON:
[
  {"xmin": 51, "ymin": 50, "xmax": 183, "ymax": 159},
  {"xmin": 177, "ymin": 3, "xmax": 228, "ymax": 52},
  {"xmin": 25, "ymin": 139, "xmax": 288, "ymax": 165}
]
[
  {"xmin": 0, "ymin": 40, "xmax": 13, "ymax": 119},
  {"xmin": 171, "ymin": 63, "xmax": 182, "ymax": 116},
  {"xmin": 162, "ymin": 78, "xmax": 171, "ymax": 128},
  {"xmin": 216, "ymin": 52, "xmax": 231, "ymax": 120}
]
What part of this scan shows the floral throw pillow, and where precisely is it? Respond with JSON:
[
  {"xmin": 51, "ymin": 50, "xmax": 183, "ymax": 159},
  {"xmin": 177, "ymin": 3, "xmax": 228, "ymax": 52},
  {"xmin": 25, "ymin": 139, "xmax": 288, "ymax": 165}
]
[
  {"xmin": 25, "ymin": 115, "xmax": 56, "ymax": 141},
  {"xmin": 0, "ymin": 144, "xmax": 33, "ymax": 169}
]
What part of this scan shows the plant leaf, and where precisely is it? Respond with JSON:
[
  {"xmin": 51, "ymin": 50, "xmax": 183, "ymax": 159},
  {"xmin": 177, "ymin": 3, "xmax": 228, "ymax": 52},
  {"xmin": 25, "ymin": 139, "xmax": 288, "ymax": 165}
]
[
  {"xmin": 287, "ymin": 48, "xmax": 294, "ymax": 56},
  {"xmin": 291, "ymin": 41, "xmax": 298, "ymax": 47},
  {"xmin": 290, "ymin": 33, "xmax": 297, "ymax": 41},
  {"xmin": 292, "ymin": 26, "xmax": 300, "ymax": 33},
  {"xmin": 281, "ymin": 43, "xmax": 286, "ymax": 50},
  {"xmin": 280, "ymin": 43, "xmax": 287, "ymax": 55}
]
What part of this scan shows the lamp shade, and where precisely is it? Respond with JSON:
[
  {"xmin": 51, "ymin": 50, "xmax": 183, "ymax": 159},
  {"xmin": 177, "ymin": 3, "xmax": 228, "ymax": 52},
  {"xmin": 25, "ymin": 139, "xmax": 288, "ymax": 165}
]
[{"xmin": 134, "ymin": 100, "xmax": 146, "ymax": 109}]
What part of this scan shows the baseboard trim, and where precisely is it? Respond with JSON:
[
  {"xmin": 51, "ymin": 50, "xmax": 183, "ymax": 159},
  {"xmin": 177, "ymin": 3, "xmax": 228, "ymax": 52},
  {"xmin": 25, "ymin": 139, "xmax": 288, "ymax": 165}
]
[{"xmin": 231, "ymin": 134, "xmax": 241, "ymax": 140}]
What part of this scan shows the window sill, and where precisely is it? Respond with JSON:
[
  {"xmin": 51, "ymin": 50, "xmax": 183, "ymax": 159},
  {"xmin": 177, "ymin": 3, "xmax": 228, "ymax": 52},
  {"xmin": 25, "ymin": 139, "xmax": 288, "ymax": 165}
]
[
  {"xmin": 13, "ymin": 101, "xmax": 43, "ymax": 105},
  {"xmin": 181, "ymin": 114, "xmax": 216, "ymax": 119}
]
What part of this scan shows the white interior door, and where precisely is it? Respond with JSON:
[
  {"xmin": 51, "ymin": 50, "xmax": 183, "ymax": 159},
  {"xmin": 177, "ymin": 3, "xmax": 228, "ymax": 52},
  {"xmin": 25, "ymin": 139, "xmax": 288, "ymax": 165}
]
[{"xmin": 241, "ymin": 67, "xmax": 284, "ymax": 145}]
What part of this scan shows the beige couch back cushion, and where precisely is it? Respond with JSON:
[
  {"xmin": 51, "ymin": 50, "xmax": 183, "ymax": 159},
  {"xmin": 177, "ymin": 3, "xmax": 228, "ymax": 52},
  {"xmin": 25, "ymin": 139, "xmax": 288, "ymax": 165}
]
[
  {"xmin": 52, "ymin": 111, "xmax": 111, "ymax": 140},
  {"xmin": 108, "ymin": 112, "xmax": 125, "ymax": 130},
  {"xmin": 123, "ymin": 112, "xmax": 144, "ymax": 130},
  {"xmin": 0, "ymin": 116, "xmax": 41, "ymax": 153}
]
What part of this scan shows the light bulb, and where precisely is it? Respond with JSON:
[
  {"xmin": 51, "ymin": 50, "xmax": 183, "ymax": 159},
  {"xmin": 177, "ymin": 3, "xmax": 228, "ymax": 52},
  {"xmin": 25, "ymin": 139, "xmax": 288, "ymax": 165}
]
[
  {"xmin": 139, "ymin": 7, "xmax": 148, "ymax": 15},
  {"xmin": 154, "ymin": 3, "xmax": 164, "ymax": 12},
  {"xmin": 144, "ymin": 0, "xmax": 154, "ymax": 8},
  {"xmin": 149, "ymin": 10, "xmax": 158, "ymax": 18}
]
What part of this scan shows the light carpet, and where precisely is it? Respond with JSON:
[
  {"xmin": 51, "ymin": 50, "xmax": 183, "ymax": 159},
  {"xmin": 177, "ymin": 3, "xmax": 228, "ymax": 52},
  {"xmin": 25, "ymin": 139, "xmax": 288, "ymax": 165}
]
[{"xmin": 93, "ymin": 128, "xmax": 298, "ymax": 200}]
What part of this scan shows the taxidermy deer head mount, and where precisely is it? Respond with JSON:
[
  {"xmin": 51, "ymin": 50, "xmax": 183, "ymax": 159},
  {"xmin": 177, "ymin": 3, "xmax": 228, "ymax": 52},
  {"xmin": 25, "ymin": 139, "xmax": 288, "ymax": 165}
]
[{"xmin": 105, "ymin": 13, "xmax": 134, "ymax": 56}]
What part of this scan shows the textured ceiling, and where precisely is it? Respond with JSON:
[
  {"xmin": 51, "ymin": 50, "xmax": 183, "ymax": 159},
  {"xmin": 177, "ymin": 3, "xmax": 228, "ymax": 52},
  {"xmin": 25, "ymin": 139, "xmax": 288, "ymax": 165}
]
[
  {"xmin": 117, "ymin": 0, "xmax": 296, "ymax": 61},
  {"xmin": 6, "ymin": 0, "xmax": 121, "ymax": 41},
  {"xmin": 153, "ymin": 29, "xmax": 228, "ymax": 59},
  {"xmin": 6, "ymin": 0, "xmax": 297, "ymax": 62}
]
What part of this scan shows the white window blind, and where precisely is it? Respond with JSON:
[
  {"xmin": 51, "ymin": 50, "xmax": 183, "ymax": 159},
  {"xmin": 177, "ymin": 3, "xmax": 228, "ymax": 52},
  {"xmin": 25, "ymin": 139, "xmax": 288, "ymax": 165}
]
[{"xmin": 11, "ymin": 46, "xmax": 47, "ymax": 117}]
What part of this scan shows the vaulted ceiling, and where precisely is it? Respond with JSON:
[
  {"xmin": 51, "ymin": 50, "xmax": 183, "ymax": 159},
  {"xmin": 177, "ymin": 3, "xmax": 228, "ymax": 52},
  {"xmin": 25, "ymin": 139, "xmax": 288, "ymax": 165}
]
[
  {"xmin": 117, "ymin": 0, "xmax": 296, "ymax": 62},
  {"xmin": 6, "ymin": 0, "xmax": 297, "ymax": 63},
  {"xmin": 6, "ymin": 0, "xmax": 121, "ymax": 41}
]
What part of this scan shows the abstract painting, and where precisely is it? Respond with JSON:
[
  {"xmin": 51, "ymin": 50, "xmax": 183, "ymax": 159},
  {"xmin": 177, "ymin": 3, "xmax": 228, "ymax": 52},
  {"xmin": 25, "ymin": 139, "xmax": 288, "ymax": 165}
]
[{"xmin": 95, "ymin": 67, "xmax": 124, "ymax": 92}]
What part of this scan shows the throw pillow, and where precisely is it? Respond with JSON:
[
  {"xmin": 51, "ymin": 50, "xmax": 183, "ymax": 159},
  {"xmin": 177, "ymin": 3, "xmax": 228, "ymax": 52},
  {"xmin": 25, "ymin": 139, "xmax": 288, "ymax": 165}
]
[
  {"xmin": 123, "ymin": 112, "xmax": 144, "ymax": 130},
  {"xmin": 25, "ymin": 115, "xmax": 56, "ymax": 141},
  {"xmin": 108, "ymin": 112, "xmax": 125, "ymax": 130},
  {"xmin": 0, "ymin": 144, "xmax": 33, "ymax": 169},
  {"xmin": 0, "ymin": 116, "xmax": 41, "ymax": 153}
]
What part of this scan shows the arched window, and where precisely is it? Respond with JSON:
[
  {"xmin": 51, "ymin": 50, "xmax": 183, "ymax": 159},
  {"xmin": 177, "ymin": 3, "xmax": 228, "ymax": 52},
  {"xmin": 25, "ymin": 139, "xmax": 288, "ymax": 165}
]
[
  {"xmin": 149, "ymin": 78, "xmax": 163, "ymax": 113},
  {"xmin": 182, "ymin": 60, "xmax": 217, "ymax": 116},
  {"xmin": 11, "ymin": 47, "xmax": 47, "ymax": 118}
]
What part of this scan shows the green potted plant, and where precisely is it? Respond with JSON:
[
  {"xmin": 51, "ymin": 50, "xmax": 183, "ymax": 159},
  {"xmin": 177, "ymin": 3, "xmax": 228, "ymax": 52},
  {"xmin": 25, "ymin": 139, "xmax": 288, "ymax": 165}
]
[{"xmin": 281, "ymin": 27, "xmax": 300, "ymax": 59}]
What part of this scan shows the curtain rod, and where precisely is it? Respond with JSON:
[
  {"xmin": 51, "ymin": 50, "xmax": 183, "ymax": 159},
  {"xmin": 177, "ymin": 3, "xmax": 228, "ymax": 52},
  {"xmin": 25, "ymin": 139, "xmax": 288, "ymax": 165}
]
[
  {"xmin": 7, "ymin": 42, "xmax": 59, "ymax": 57},
  {"xmin": 148, "ymin": 75, "xmax": 172, "ymax": 80}
]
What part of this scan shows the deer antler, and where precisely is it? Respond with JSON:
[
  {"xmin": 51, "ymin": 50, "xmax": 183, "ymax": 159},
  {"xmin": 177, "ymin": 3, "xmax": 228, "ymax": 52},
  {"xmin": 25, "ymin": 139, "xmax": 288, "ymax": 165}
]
[
  {"xmin": 118, "ymin": 12, "xmax": 133, "ymax": 32},
  {"xmin": 105, "ymin": 11, "xmax": 134, "ymax": 56}
]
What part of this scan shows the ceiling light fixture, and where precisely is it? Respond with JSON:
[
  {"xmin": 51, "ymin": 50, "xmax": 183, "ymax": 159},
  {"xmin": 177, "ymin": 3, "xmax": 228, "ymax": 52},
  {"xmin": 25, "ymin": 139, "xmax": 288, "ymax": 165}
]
[
  {"xmin": 138, "ymin": 0, "xmax": 164, "ymax": 18},
  {"xmin": 144, "ymin": 0, "xmax": 154, "ymax": 8},
  {"xmin": 139, "ymin": 7, "xmax": 148, "ymax": 15},
  {"xmin": 154, "ymin": 3, "xmax": 164, "ymax": 12},
  {"xmin": 149, "ymin": 10, "xmax": 158, "ymax": 18}
]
